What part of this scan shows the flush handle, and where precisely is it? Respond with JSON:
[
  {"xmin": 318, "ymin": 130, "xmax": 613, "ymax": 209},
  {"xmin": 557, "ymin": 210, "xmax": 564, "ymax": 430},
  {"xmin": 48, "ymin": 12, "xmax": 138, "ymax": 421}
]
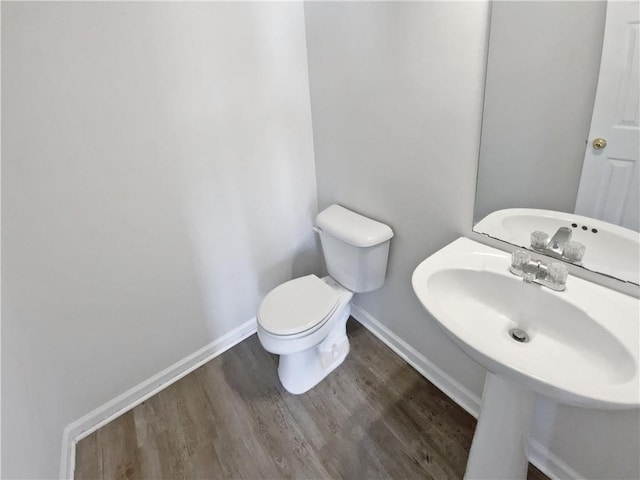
[{"xmin": 592, "ymin": 137, "xmax": 607, "ymax": 150}]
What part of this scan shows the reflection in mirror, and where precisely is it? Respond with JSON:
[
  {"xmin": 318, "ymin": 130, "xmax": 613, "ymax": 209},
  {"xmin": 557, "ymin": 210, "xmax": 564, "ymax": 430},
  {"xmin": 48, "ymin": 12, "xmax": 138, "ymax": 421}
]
[
  {"xmin": 475, "ymin": 208, "xmax": 639, "ymax": 285},
  {"xmin": 474, "ymin": 1, "xmax": 640, "ymax": 285}
]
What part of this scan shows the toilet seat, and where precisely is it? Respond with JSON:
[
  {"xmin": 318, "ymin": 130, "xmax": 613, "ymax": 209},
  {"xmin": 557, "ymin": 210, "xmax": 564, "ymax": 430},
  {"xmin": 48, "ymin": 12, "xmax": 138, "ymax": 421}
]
[{"xmin": 258, "ymin": 275, "xmax": 341, "ymax": 336}]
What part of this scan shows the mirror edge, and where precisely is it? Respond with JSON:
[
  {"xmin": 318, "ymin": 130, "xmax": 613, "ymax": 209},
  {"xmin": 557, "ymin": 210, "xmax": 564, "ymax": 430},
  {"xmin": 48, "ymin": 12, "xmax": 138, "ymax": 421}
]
[{"xmin": 467, "ymin": 229, "xmax": 640, "ymax": 299}]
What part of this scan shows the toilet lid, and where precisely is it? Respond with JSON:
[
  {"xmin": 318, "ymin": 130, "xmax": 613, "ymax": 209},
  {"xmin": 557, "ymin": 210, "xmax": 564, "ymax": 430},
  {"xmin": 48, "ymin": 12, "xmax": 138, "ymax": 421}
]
[{"xmin": 258, "ymin": 275, "xmax": 341, "ymax": 336}]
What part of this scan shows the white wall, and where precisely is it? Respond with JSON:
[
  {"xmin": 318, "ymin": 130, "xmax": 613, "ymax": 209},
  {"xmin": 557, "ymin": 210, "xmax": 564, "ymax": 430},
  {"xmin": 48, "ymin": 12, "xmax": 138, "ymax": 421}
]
[
  {"xmin": 1, "ymin": 3, "xmax": 319, "ymax": 478},
  {"xmin": 304, "ymin": 2, "xmax": 639, "ymax": 479}
]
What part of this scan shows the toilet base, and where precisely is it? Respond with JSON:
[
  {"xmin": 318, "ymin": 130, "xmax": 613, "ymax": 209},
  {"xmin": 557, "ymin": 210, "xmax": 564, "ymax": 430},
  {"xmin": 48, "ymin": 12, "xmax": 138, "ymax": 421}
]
[{"xmin": 277, "ymin": 304, "xmax": 351, "ymax": 394}]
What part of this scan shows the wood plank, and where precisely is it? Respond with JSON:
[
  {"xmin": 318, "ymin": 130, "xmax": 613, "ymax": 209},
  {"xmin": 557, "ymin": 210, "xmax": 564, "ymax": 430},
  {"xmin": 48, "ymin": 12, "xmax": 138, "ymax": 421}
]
[{"xmin": 75, "ymin": 320, "xmax": 549, "ymax": 480}]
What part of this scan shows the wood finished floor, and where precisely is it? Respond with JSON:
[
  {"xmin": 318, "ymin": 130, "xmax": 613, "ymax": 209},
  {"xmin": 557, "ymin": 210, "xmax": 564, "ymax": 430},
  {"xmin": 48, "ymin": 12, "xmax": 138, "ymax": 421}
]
[{"xmin": 75, "ymin": 320, "xmax": 549, "ymax": 480}]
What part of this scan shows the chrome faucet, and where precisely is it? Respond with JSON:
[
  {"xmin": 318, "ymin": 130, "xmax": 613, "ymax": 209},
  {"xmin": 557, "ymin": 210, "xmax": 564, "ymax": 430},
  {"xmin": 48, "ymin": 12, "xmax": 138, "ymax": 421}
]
[
  {"xmin": 545, "ymin": 227, "xmax": 572, "ymax": 256},
  {"xmin": 510, "ymin": 250, "xmax": 568, "ymax": 291},
  {"xmin": 530, "ymin": 227, "xmax": 586, "ymax": 264}
]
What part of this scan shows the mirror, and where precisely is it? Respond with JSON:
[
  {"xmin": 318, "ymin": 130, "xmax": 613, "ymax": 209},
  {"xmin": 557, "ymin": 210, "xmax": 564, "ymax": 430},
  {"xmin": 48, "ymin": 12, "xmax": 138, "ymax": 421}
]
[{"xmin": 474, "ymin": 1, "xmax": 640, "ymax": 285}]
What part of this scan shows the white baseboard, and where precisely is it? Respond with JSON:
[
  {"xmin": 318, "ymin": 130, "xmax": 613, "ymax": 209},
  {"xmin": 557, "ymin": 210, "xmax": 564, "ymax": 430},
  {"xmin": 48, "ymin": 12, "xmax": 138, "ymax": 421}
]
[
  {"xmin": 529, "ymin": 438, "xmax": 585, "ymax": 480},
  {"xmin": 59, "ymin": 318, "xmax": 257, "ymax": 479},
  {"xmin": 350, "ymin": 304, "xmax": 579, "ymax": 480}
]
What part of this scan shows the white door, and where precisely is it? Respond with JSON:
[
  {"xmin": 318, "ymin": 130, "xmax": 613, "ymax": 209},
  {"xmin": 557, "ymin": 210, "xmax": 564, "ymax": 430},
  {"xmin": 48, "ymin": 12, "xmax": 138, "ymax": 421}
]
[{"xmin": 575, "ymin": 1, "xmax": 640, "ymax": 232}]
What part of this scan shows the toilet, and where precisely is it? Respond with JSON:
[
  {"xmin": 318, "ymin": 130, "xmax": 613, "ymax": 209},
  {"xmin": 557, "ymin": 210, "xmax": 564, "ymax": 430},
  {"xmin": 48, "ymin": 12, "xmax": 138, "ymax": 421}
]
[{"xmin": 257, "ymin": 204, "xmax": 394, "ymax": 394}]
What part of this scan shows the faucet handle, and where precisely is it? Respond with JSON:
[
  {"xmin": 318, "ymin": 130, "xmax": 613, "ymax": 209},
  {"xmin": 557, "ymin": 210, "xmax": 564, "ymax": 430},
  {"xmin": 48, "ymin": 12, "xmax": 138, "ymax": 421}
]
[
  {"xmin": 530, "ymin": 230, "xmax": 549, "ymax": 249},
  {"xmin": 547, "ymin": 262, "xmax": 568, "ymax": 285},
  {"xmin": 511, "ymin": 250, "xmax": 531, "ymax": 269},
  {"xmin": 563, "ymin": 241, "xmax": 585, "ymax": 262}
]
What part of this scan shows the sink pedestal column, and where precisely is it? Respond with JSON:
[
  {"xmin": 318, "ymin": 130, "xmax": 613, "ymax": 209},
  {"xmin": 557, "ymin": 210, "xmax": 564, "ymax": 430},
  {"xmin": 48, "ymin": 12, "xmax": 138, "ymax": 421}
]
[{"xmin": 465, "ymin": 373, "xmax": 536, "ymax": 480}]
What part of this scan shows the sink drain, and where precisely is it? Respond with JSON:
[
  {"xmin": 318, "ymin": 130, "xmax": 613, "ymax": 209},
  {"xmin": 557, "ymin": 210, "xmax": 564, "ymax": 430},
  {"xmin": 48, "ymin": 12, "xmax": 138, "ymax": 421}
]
[{"xmin": 509, "ymin": 328, "xmax": 530, "ymax": 343}]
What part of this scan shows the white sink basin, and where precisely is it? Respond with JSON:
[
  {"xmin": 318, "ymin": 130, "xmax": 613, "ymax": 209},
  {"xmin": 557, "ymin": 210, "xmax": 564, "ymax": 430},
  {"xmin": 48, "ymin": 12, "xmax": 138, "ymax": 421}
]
[
  {"xmin": 474, "ymin": 208, "xmax": 640, "ymax": 284},
  {"xmin": 412, "ymin": 237, "xmax": 639, "ymax": 409},
  {"xmin": 412, "ymin": 237, "xmax": 639, "ymax": 478}
]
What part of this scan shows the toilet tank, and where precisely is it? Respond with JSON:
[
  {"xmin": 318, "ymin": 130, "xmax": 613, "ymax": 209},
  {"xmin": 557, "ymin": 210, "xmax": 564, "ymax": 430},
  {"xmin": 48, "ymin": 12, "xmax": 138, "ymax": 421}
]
[{"xmin": 315, "ymin": 204, "xmax": 394, "ymax": 293}]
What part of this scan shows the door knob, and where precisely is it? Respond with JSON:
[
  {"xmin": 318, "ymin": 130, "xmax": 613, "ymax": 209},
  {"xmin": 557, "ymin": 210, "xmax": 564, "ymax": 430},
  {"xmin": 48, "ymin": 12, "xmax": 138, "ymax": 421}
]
[{"xmin": 592, "ymin": 137, "xmax": 607, "ymax": 149}]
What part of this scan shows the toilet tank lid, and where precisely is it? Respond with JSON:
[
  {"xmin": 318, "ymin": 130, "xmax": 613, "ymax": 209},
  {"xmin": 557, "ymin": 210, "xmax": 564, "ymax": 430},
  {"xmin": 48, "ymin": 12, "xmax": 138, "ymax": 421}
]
[{"xmin": 315, "ymin": 204, "xmax": 394, "ymax": 247}]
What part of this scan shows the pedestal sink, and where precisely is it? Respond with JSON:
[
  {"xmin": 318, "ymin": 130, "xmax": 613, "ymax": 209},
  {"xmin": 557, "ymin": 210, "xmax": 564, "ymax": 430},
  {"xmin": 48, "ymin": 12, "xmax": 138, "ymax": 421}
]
[{"xmin": 412, "ymin": 237, "xmax": 639, "ymax": 479}]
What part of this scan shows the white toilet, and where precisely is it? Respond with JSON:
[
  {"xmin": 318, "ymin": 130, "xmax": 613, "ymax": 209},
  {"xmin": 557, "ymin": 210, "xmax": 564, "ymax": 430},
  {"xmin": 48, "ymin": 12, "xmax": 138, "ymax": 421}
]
[{"xmin": 257, "ymin": 204, "xmax": 394, "ymax": 394}]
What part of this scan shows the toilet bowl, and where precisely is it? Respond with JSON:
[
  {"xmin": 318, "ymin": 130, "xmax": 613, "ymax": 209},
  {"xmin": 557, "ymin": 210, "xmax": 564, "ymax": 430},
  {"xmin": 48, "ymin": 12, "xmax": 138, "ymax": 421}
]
[
  {"xmin": 256, "ymin": 204, "xmax": 394, "ymax": 394},
  {"xmin": 257, "ymin": 275, "xmax": 353, "ymax": 394}
]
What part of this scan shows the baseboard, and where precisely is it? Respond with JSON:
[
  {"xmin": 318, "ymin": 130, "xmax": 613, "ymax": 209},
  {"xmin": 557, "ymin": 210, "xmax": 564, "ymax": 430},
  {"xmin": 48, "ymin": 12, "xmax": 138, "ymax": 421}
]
[
  {"xmin": 529, "ymin": 438, "xmax": 585, "ymax": 480},
  {"xmin": 59, "ymin": 317, "xmax": 257, "ymax": 479},
  {"xmin": 350, "ymin": 304, "xmax": 579, "ymax": 480},
  {"xmin": 350, "ymin": 304, "xmax": 482, "ymax": 418}
]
